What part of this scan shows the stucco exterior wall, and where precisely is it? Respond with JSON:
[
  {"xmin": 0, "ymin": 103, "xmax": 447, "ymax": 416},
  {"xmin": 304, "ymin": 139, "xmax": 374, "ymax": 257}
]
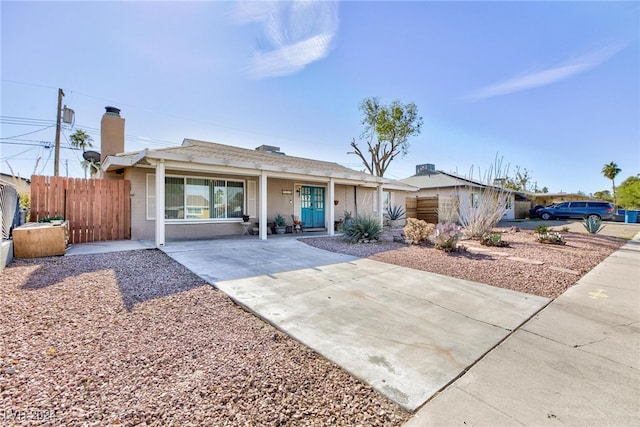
[
  {"xmin": 411, "ymin": 187, "xmax": 515, "ymax": 222},
  {"xmin": 126, "ymin": 169, "xmax": 387, "ymax": 240},
  {"xmin": 128, "ymin": 168, "xmax": 257, "ymax": 241},
  {"xmin": 125, "ymin": 167, "xmax": 151, "ymax": 240}
]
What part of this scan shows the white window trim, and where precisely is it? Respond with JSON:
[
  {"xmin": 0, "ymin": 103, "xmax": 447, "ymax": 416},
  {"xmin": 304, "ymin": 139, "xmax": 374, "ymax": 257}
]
[{"xmin": 146, "ymin": 173, "xmax": 247, "ymax": 223}]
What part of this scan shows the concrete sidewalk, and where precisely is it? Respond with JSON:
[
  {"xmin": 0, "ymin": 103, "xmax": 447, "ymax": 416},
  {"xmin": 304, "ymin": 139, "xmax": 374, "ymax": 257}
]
[
  {"xmin": 65, "ymin": 239, "xmax": 155, "ymax": 255},
  {"xmin": 404, "ymin": 238, "xmax": 640, "ymax": 426}
]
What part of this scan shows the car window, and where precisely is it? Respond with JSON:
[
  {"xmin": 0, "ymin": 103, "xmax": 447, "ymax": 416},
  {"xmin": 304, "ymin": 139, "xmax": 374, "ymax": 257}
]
[
  {"xmin": 570, "ymin": 202, "xmax": 587, "ymax": 208},
  {"xmin": 589, "ymin": 202, "xmax": 608, "ymax": 207},
  {"xmin": 556, "ymin": 202, "xmax": 569, "ymax": 208}
]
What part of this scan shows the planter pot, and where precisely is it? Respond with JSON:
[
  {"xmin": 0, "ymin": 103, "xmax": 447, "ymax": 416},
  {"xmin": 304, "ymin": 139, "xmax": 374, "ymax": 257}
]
[{"xmin": 275, "ymin": 226, "xmax": 286, "ymax": 234}]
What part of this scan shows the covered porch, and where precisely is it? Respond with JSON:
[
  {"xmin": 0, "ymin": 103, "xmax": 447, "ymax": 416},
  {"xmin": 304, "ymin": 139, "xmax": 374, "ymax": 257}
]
[{"xmin": 103, "ymin": 139, "xmax": 414, "ymax": 248}]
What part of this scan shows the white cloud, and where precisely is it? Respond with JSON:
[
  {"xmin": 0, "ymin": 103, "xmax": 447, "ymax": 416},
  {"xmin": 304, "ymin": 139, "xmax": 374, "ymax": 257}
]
[
  {"xmin": 231, "ymin": 1, "xmax": 339, "ymax": 79},
  {"xmin": 464, "ymin": 44, "xmax": 625, "ymax": 101}
]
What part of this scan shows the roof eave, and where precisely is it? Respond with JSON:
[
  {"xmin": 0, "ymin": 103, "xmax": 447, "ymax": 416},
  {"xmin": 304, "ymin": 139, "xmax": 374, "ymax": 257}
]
[
  {"xmin": 140, "ymin": 150, "xmax": 388, "ymax": 184},
  {"xmin": 103, "ymin": 149, "xmax": 149, "ymax": 172}
]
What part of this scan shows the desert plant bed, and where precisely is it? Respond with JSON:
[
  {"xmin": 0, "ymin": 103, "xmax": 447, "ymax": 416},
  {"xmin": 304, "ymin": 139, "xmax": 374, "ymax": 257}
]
[
  {"xmin": 302, "ymin": 228, "xmax": 624, "ymax": 299},
  {"xmin": 0, "ymin": 250, "xmax": 408, "ymax": 426}
]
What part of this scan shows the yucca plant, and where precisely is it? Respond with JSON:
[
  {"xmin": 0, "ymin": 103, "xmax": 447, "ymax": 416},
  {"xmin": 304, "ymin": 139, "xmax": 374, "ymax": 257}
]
[
  {"xmin": 343, "ymin": 214, "xmax": 383, "ymax": 243},
  {"xmin": 582, "ymin": 216, "xmax": 604, "ymax": 234}
]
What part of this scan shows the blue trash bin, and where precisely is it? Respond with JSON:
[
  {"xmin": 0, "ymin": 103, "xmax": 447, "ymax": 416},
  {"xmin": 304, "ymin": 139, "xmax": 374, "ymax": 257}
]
[{"xmin": 625, "ymin": 210, "xmax": 638, "ymax": 224}]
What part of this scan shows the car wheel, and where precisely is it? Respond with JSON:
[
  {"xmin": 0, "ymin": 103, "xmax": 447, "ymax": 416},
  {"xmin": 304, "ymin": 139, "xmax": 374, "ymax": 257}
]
[
  {"xmin": 587, "ymin": 214, "xmax": 601, "ymax": 221},
  {"xmin": 540, "ymin": 212, "xmax": 552, "ymax": 220}
]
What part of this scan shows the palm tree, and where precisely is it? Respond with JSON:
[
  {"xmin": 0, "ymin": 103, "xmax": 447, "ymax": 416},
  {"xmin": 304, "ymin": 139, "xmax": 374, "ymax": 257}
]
[
  {"xmin": 69, "ymin": 129, "xmax": 93, "ymax": 178},
  {"xmin": 602, "ymin": 161, "xmax": 622, "ymax": 208}
]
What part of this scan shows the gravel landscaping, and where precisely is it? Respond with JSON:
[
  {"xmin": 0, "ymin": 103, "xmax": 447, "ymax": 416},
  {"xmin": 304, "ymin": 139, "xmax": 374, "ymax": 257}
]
[
  {"xmin": 1, "ymin": 250, "xmax": 408, "ymax": 426},
  {"xmin": 1, "ymin": 222, "xmax": 629, "ymax": 425},
  {"xmin": 302, "ymin": 227, "xmax": 625, "ymax": 299}
]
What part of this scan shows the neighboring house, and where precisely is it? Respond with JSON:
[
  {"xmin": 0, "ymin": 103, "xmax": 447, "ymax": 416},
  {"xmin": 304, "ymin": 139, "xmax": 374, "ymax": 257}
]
[
  {"xmin": 400, "ymin": 163, "xmax": 518, "ymax": 221},
  {"xmin": 0, "ymin": 173, "xmax": 30, "ymax": 194},
  {"xmin": 98, "ymin": 107, "xmax": 415, "ymax": 246}
]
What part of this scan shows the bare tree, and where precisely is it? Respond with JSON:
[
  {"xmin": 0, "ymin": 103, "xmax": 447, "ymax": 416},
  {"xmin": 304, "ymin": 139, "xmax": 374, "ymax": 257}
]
[{"xmin": 349, "ymin": 97, "xmax": 423, "ymax": 177}]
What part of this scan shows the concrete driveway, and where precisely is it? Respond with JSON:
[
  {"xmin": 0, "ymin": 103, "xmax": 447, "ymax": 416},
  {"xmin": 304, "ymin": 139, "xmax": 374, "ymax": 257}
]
[{"xmin": 158, "ymin": 237, "xmax": 550, "ymax": 412}]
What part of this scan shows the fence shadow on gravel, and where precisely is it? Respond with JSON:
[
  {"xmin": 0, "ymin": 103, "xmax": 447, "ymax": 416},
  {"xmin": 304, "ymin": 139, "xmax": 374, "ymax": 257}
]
[{"xmin": 15, "ymin": 249, "xmax": 209, "ymax": 311}]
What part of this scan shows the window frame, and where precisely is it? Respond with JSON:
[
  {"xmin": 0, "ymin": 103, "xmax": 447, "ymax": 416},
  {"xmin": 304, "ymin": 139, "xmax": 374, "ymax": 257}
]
[{"xmin": 146, "ymin": 173, "xmax": 247, "ymax": 223}]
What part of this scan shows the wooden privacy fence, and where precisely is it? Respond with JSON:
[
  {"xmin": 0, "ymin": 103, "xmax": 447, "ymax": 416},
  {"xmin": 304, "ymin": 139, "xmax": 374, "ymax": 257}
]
[
  {"xmin": 30, "ymin": 176, "xmax": 131, "ymax": 244},
  {"xmin": 406, "ymin": 197, "xmax": 439, "ymax": 224}
]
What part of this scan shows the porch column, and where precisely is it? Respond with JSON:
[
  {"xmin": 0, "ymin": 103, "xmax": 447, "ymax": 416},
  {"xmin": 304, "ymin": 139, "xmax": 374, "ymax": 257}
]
[
  {"xmin": 259, "ymin": 171, "xmax": 268, "ymax": 240},
  {"xmin": 155, "ymin": 159, "xmax": 165, "ymax": 247},
  {"xmin": 376, "ymin": 184, "xmax": 384, "ymax": 225},
  {"xmin": 328, "ymin": 178, "xmax": 335, "ymax": 235}
]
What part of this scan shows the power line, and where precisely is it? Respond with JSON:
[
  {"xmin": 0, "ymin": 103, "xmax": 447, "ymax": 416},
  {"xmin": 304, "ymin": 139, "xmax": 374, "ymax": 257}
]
[
  {"xmin": 0, "ymin": 140, "xmax": 81, "ymax": 150},
  {"xmin": 0, "ymin": 124, "xmax": 56, "ymax": 139},
  {"xmin": 0, "ymin": 146, "xmax": 39, "ymax": 161}
]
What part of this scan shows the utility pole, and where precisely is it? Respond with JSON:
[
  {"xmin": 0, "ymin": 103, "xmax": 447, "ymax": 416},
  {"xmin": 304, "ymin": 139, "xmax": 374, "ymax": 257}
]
[{"xmin": 54, "ymin": 88, "xmax": 64, "ymax": 176}]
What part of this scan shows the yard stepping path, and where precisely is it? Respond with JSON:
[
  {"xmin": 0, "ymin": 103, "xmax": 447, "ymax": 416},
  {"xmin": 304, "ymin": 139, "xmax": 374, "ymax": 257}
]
[
  {"xmin": 505, "ymin": 256, "xmax": 545, "ymax": 265},
  {"xmin": 548, "ymin": 266, "xmax": 580, "ymax": 275}
]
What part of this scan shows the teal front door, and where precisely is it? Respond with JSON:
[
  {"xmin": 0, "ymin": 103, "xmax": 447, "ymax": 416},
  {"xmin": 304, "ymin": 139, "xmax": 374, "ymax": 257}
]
[{"xmin": 300, "ymin": 186, "xmax": 325, "ymax": 228}]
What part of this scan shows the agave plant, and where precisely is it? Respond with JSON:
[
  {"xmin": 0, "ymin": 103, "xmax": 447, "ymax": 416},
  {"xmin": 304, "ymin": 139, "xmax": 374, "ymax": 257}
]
[
  {"xmin": 384, "ymin": 204, "xmax": 405, "ymax": 220},
  {"xmin": 582, "ymin": 216, "xmax": 604, "ymax": 234},
  {"xmin": 343, "ymin": 214, "xmax": 383, "ymax": 243}
]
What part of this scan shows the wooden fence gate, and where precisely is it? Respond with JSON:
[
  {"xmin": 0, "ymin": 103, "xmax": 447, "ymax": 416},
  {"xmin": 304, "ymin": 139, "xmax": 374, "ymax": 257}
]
[
  {"xmin": 406, "ymin": 197, "xmax": 439, "ymax": 224},
  {"xmin": 30, "ymin": 175, "xmax": 131, "ymax": 244}
]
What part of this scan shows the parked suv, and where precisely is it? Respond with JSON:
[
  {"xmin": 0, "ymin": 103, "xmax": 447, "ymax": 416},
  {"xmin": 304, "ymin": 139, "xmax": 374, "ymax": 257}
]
[{"xmin": 537, "ymin": 201, "xmax": 614, "ymax": 221}]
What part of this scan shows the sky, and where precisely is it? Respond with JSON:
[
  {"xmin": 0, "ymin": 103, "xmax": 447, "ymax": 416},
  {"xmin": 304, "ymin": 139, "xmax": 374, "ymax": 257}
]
[{"xmin": 1, "ymin": 0, "xmax": 638, "ymax": 194}]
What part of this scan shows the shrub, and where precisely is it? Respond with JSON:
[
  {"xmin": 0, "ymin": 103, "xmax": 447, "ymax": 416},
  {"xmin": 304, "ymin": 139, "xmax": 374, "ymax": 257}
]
[
  {"xmin": 582, "ymin": 216, "xmax": 604, "ymax": 234},
  {"xmin": 561, "ymin": 226, "xmax": 570, "ymax": 232},
  {"xmin": 342, "ymin": 214, "xmax": 382, "ymax": 243},
  {"xmin": 273, "ymin": 214, "xmax": 286, "ymax": 227},
  {"xmin": 535, "ymin": 231, "xmax": 566, "ymax": 245},
  {"xmin": 38, "ymin": 216, "xmax": 64, "ymax": 223},
  {"xmin": 384, "ymin": 204, "xmax": 405, "ymax": 220},
  {"xmin": 434, "ymin": 222, "xmax": 464, "ymax": 252},
  {"xmin": 480, "ymin": 232, "xmax": 509, "ymax": 247},
  {"xmin": 535, "ymin": 224, "xmax": 550, "ymax": 234},
  {"xmin": 19, "ymin": 191, "xmax": 30, "ymax": 221},
  {"xmin": 403, "ymin": 218, "xmax": 434, "ymax": 244}
]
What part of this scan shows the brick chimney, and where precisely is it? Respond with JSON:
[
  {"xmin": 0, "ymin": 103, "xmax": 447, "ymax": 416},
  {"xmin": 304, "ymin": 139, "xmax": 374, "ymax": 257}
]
[{"xmin": 100, "ymin": 106, "xmax": 125, "ymax": 162}]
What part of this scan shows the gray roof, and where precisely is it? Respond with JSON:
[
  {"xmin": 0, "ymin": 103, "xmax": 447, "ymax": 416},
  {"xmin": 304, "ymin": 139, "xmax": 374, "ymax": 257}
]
[
  {"xmin": 106, "ymin": 139, "xmax": 417, "ymax": 190},
  {"xmin": 400, "ymin": 170, "xmax": 517, "ymax": 195},
  {"xmin": 109, "ymin": 139, "xmax": 366, "ymax": 174},
  {"xmin": 174, "ymin": 139, "xmax": 367, "ymax": 176},
  {"xmin": 400, "ymin": 170, "xmax": 486, "ymax": 189}
]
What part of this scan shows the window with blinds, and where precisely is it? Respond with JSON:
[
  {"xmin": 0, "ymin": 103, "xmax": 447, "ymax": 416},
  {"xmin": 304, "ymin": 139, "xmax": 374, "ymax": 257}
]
[{"xmin": 147, "ymin": 174, "xmax": 245, "ymax": 220}]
